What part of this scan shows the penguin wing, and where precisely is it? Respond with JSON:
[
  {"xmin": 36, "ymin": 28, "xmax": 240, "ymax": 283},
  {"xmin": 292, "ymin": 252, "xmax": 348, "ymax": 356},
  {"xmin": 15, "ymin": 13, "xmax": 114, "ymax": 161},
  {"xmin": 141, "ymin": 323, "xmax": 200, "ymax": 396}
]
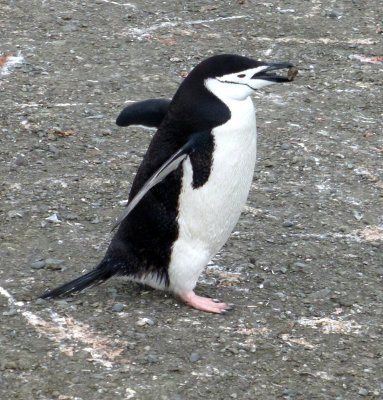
[
  {"xmin": 116, "ymin": 98, "xmax": 171, "ymax": 128},
  {"xmin": 112, "ymin": 130, "xmax": 209, "ymax": 231}
]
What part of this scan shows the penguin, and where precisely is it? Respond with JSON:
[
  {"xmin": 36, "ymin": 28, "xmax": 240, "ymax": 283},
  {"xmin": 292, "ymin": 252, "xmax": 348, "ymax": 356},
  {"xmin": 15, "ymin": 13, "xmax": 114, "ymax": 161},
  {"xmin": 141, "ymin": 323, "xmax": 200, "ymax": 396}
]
[{"xmin": 41, "ymin": 54, "xmax": 297, "ymax": 314}]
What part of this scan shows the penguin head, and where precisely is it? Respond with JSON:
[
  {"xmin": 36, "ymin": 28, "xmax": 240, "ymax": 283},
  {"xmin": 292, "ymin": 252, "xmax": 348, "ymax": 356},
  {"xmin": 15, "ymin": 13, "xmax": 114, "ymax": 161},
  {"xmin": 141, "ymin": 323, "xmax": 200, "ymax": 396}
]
[{"xmin": 195, "ymin": 54, "xmax": 295, "ymax": 101}]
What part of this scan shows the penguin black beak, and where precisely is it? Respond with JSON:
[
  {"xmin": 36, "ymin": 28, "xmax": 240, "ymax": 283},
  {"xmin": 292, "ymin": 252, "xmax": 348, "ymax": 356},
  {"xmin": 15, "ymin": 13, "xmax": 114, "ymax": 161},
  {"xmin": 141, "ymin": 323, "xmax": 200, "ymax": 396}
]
[{"xmin": 252, "ymin": 62, "xmax": 297, "ymax": 83}]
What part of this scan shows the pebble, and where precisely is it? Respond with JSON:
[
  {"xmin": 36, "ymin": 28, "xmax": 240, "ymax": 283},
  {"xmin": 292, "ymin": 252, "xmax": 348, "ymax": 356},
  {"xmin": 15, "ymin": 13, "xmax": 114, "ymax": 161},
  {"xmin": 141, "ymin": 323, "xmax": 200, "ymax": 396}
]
[
  {"xmin": 3, "ymin": 309, "xmax": 17, "ymax": 316},
  {"xmin": 291, "ymin": 156, "xmax": 303, "ymax": 165},
  {"xmin": 4, "ymin": 361, "xmax": 17, "ymax": 370},
  {"xmin": 44, "ymin": 258, "xmax": 65, "ymax": 270},
  {"xmin": 358, "ymin": 388, "xmax": 368, "ymax": 396},
  {"xmin": 290, "ymin": 262, "xmax": 310, "ymax": 272},
  {"xmin": 45, "ymin": 213, "xmax": 62, "ymax": 223},
  {"xmin": 136, "ymin": 317, "xmax": 154, "ymax": 327},
  {"xmin": 29, "ymin": 260, "xmax": 46, "ymax": 269},
  {"xmin": 112, "ymin": 303, "xmax": 125, "ymax": 312},
  {"xmin": 65, "ymin": 213, "xmax": 79, "ymax": 220},
  {"xmin": 281, "ymin": 142, "xmax": 291, "ymax": 150},
  {"xmin": 7, "ymin": 210, "xmax": 24, "ymax": 219},
  {"xmin": 48, "ymin": 145, "xmax": 60, "ymax": 156},
  {"xmin": 328, "ymin": 10, "xmax": 342, "ymax": 18},
  {"xmin": 189, "ymin": 352, "xmax": 200, "ymax": 362},
  {"xmin": 145, "ymin": 354, "xmax": 158, "ymax": 363},
  {"xmin": 282, "ymin": 220, "xmax": 294, "ymax": 227},
  {"xmin": 85, "ymin": 114, "xmax": 104, "ymax": 119}
]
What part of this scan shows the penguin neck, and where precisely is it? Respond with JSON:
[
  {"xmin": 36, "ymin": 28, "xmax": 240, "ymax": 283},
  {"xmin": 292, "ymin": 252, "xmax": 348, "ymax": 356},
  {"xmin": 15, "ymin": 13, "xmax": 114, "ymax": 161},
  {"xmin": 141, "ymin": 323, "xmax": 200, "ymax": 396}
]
[{"xmin": 165, "ymin": 80, "xmax": 231, "ymax": 135}]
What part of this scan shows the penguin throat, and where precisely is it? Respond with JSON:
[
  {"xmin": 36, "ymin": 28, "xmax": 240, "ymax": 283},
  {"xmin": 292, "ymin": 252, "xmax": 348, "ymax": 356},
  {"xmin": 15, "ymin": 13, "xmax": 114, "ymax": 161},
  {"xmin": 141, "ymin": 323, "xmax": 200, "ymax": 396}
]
[{"xmin": 204, "ymin": 77, "xmax": 254, "ymax": 101}]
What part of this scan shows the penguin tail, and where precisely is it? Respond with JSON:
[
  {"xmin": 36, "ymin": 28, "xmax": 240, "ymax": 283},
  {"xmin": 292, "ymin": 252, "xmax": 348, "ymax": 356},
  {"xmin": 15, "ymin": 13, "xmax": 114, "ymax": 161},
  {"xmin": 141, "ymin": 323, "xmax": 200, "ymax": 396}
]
[{"xmin": 40, "ymin": 258, "xmax": 122, "ymax": 299}]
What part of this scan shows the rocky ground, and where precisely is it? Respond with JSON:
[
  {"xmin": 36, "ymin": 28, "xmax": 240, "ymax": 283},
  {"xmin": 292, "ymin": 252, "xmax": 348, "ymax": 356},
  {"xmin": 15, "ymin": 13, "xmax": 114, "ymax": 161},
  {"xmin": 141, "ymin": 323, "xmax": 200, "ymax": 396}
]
[{"xmin": 1, "ymin": 0, "xmax": 382, "ymax": 399}]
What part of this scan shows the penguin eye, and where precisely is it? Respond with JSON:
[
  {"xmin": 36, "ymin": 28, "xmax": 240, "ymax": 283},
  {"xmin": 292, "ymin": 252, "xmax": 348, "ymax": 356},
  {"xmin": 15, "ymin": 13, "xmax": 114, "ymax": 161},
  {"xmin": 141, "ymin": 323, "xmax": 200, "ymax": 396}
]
[{"xmin": 237, "ymin": 74, "xmax": 246, "ymax": 78}]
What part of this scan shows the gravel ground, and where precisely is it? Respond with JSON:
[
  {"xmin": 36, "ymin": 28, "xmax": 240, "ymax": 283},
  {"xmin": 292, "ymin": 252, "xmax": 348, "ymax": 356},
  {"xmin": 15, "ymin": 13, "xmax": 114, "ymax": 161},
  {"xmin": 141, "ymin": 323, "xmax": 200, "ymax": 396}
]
[{"xmin": 1, "ymin": 0, "xmax": 382, "ymax": 399}]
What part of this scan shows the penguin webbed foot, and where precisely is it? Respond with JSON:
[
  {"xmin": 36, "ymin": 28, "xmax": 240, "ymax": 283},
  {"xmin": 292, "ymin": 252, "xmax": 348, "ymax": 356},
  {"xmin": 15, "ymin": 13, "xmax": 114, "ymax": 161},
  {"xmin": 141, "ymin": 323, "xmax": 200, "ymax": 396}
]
[{"xmin": 181, "ymin": 291, "xmax": 232, "ymax": 314}]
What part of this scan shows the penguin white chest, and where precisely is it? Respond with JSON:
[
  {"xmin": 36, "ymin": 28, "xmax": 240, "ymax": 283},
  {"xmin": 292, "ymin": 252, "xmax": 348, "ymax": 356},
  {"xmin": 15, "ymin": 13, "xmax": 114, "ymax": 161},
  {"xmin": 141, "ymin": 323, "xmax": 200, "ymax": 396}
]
[{"xmin": 168, "ymin": 96, "xmax": 257, "ymax": 295}]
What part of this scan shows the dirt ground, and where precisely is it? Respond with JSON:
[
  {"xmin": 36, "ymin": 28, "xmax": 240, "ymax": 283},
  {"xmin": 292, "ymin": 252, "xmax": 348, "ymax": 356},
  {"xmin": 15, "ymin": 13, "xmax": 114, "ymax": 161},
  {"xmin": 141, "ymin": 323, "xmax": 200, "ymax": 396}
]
[{"xmin": 1, "ymin": 0, "xmax": 382, "ymax": 399}]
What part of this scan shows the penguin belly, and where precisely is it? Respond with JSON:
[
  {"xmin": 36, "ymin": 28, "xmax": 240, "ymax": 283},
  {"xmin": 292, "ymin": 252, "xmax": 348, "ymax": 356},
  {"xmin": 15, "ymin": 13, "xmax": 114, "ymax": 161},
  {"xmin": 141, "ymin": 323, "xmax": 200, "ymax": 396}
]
[{"xmin": 168, "ymin": 97, "xmax": 257, "ymax": 295}]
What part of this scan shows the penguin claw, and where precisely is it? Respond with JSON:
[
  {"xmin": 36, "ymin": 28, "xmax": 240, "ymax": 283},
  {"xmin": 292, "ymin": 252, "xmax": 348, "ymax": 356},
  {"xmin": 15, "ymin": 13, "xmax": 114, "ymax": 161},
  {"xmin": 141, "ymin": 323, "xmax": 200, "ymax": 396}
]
[{"xmin": 181, "ymin": 291, "xmax": 232, "ymax": 314}]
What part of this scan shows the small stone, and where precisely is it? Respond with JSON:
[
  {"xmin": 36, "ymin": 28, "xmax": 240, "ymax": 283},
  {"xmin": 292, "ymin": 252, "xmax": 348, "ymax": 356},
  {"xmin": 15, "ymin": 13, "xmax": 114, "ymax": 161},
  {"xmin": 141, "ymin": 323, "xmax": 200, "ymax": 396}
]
[
  {"xmin": 48, "ymin": 145, "xmax": 60, "ymax": 155},
  {"xmin": 291, "ymin": 262, "xmax": 310, "ymax": 272},
  {"xmin": 145, "ymin": 354, "xmax": 158, "ymax": 363},
  {"xmin": 29, "ymin": 261, "xmax": 46, "ymax": 269},
  {"xmin": 291, "ymin": 156, "xmax": 302, "ymax": 165},
  {"xmin": 328, "ymin": 10, "xmax": 342, "ymax": 18},
  {"xmin": 358, "ymin": 388, "xmax": 368, "ymax": 396},
  {"xmin": 136, "ymin": 317, "xmax": 154, "ymax": 326},
  {"xmin": 14, "ymin": 155, "xmax": 27, "ymax": 166},
  {"xmin": 3, "ymin": 309, "xmax": 17, "ymax": 316},
  {"xmin": 353, "ymin": 210, "xmax": 363, "ymax": 221},
  {"xmin": 65, "ymin": 213, "xmax": 79, "ymax": 220},
  {"xmin": 189, "ymin": 352, "xmax": 200, "ymax": 362},
  {"xmin": 112, "ymin": 303, "xmax": 124, "ymax": 312},
  {"xmin": 85, "ymin": 114, "xmax": 104, "ymax": 119},
  {"xmin": 281, "ymin": 142, "xmax": 291, "ymax": 150},
  {"xmin": 5, "ymin": 361, "xmax": 17, "ymax": 369},
  {"xmin": 7, "ymin": 210, "xmax": 24, "ymax": 219},
  {"xmin": 282, "ymin": 220, "xmax": 294, "ymax": 227},
  {"xmin": 44, "ymin": 258, "xmax": 65, "ymax": 270},
  {"xmin": 46, "ymin": 213, "xmax": 62, "ymax": 223}
]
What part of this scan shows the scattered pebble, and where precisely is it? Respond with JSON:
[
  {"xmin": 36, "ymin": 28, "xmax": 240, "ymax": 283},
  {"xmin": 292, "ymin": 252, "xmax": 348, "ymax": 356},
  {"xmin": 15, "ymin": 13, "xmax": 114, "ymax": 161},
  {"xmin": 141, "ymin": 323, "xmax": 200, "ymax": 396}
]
[
  {"xmin": 189, "ymin": 352, "xmax": 200, "ymax": 362},
  {"xmin": 45, "ymin": 213, "xmax": 62, "ymax": 223},
  {"xmin": 29, "ymin": 260, "xmax": 46, "ymax": 269},
  {"xmin": 44, "ymin": 258, "xmax": 66, "ymax": 270},
  {"xmin": 4, "ymin": 361, "xmax": 18, "ymax": 370},
  {"xmin": 136, "ymin": 317, "xmax": 154, "ymax": 327},
  {"xmin": 145, "ymin": 354, "xmax": 158, "ymax": 363},
  {"xmin": 282, "ymin": 220, "xmax": 294, "ymax": 227},
  {"xmin": 7, "ymin": 210, "xmax": 24, "ymax": 219},
  {"xmin": 290, "ymin": 262, "xmax": 310, "ymax": 272},
  {"xmin": 281, "ymin": 142, "xmax": 291, "ymax": 150},
  {"xmin": 112, "ymin": 303, "xmax": 125, "ymax": 312}
]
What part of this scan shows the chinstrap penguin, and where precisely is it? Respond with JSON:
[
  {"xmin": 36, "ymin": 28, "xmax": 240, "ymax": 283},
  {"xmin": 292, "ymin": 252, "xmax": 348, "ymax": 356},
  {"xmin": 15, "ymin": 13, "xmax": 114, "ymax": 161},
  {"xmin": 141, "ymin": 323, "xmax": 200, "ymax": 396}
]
[{"xmin": 41, "ymin": 54, "xmax": 297, "ymax": 313}]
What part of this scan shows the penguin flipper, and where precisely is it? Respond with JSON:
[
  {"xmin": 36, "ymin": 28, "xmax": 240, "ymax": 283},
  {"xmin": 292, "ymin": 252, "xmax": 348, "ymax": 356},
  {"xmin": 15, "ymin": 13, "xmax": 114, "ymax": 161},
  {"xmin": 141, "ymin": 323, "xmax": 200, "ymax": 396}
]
[
  {"xmin": 112, "ymin": 130, "xmax": 210, "ymax": 231},
  {"xmin": 116, "ymin": 98, "xmax": 171, "ymax": 128}
]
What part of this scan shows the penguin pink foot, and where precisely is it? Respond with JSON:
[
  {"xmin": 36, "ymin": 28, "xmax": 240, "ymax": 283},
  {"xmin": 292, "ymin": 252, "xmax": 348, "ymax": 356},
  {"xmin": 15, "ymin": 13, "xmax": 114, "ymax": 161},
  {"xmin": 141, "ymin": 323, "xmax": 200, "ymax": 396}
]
[{"xmin": 181, "ymin": 291, "xmax": 231, "ymax": 314}]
